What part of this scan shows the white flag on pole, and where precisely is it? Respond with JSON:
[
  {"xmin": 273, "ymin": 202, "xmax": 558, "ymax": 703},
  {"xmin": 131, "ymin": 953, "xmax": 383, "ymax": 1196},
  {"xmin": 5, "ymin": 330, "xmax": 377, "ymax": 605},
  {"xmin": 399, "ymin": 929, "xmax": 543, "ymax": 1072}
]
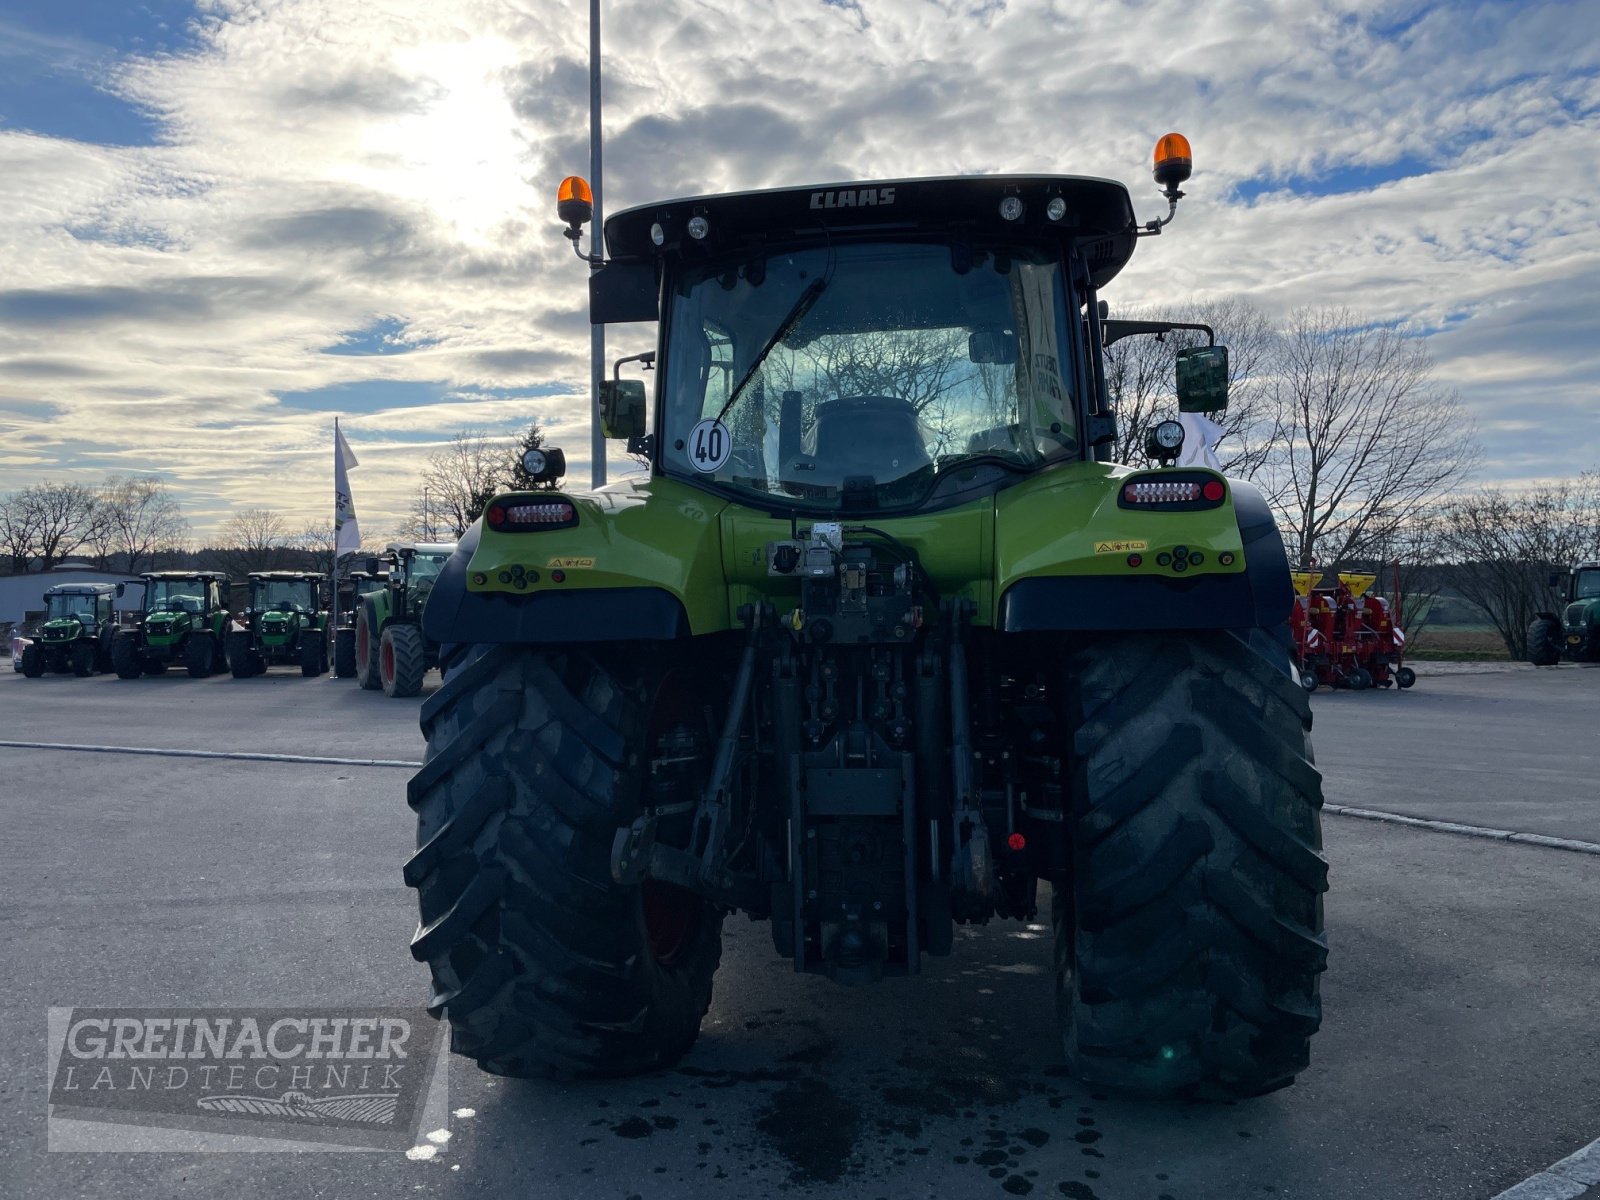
[
  {"xmin": 335, "ymin": 419, "xmax": 361, "ymax": 554},
  {"xmin": 1177, "ymin": 411, "xmax": 1224, "ymax": 471}
]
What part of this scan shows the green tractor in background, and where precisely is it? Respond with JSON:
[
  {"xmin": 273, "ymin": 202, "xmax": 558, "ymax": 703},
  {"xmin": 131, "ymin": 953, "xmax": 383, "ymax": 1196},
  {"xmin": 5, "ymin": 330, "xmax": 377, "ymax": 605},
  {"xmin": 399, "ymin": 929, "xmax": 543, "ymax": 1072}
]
[
  {"xmin": 228, "ymin": 571, "xmax": 330, "ymax": 678},
  {"xmin": 403, "ymin": 138, "xmax": 1327, "ymax": 1099},
  {"xmin": 333, "ymin": 568, "xmax": 389, "ymax": 679},
  {"xmin": 1528, "ymin": 561, "xmax": 1600, "ymax": 664},
  {"xmin": 112, "ymin": 572, "xmax": 230, "ymax": 679},
  {"xmin": 354, "ymin": 542, "xmax": 452, "ymax": 697},
  {"xmin": 20, "ymin": 583, "xmax": 120, "ymax": 677}
]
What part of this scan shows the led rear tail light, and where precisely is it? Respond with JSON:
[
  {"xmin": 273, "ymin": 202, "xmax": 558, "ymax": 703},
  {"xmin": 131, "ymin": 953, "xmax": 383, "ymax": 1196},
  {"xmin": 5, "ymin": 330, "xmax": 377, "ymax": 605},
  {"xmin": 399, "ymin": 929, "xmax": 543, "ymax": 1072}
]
[
  {"xmin": 1116, "ymin": 471, "xmax": 1228, "ymax": 512},
  {"xmin": 485, "ymin": 500, "xmax": 578, "ymax": 531},
  {"xmin": 1125, "ymin": 480, "xmax": 1202, "ymax": 503}
]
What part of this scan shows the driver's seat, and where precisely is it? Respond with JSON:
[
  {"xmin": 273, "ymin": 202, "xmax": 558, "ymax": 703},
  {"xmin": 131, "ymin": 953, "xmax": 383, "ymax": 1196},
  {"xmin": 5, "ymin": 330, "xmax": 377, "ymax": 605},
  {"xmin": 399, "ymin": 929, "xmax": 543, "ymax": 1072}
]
[{"xmin": 809, "ymin": 396, "xmax": 931, "ymax": 482}]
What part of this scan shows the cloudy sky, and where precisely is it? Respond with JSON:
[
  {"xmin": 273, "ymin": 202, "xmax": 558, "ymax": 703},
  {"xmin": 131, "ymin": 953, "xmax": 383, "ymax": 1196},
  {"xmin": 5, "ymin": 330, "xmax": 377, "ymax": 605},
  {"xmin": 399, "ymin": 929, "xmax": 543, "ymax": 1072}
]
[{"xmin": 1, "ymin": 0, "xmax": 1596, "ymax": 539}]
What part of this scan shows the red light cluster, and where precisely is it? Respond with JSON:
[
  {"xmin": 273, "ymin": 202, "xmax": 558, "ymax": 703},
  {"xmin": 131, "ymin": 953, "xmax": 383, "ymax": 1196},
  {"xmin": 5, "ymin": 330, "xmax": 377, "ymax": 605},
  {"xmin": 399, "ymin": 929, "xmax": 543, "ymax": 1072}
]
[
  {"xmin": 486, "ymin": 501, "xmax": 576, "ymax": 531},
  {"xmin": 1125, "ymin": 480, "xmax": 1201, "ymax": 503}
]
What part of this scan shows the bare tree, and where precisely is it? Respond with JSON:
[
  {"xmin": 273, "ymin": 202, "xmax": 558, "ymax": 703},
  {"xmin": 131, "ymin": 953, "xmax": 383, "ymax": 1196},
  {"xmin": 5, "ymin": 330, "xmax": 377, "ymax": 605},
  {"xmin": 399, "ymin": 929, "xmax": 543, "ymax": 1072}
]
[
  {"xmin": 0, "ymin": 481, "xmax": 98, "ymax": 571},
  {"xmin": 0, "ymin": 489, "xmax": 43, "ymax": 572},
  {"xmin": 409, "ymin": 431, "xmax": 508, "ymax": 539},
  {"xmin": 1438, "ymin": 472, "xmax": 1600, "ymax": 659},
  {"xmin": 1257, "ymin": 308, "xmax": 1479, "ymax": 569},
  {"xmin": 1104, "ymin": 298, "xmax": 1277, "ymax": 475},
  {"xmin": 90, "ymin": 475, "xmax": 189, "ymax": 574},
  {"xmin": 209, "ymin": 508, "xmax": 291, "ymax": 579}
]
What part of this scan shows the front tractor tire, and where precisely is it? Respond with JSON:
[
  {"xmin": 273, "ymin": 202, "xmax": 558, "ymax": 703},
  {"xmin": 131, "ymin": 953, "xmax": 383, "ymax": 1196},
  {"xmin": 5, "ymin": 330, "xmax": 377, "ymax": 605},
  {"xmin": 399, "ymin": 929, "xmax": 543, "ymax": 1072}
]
[
  {"xmin": 355, "ymin": 605, "xmax": 382, "ymax": 690},
  {"xmin": 1527, "ymin": 617, "xmax": 1562, "ymax": 666},
  {"xmin": 334, "ymin": 628, "xmax": 358, "ymax": 678},
  {"xmin": 111, "ymin": 637, "xmax": 142, "ymax": 680},
  {"xmin": 300, "ymin": 631, "xmax": 326, "ymax": 677},
  {"xmin": 380, "ymin": 624, "xmax": 427, "ymax": 697},
  {"xmin": 228, "ymin": 631, "xmax": 256, "ymax": 678},
  {"xmin": 70, "ymin": 641, "xmax": 97, "ymax": 676},
  {"xmin": 405, "ymin": 645, "xmax": 723, "ymax": 1078},
  {"xmin": 20, "ymin": 643, "xmax": 45, "ymax": 678},
  {"xmin": 1056, "ymin": 630, "xmax": 1328, "ymax": 1098},
  {"xmin": 186, "ymin": 634, "xmax": 216, "ymax": 678}
]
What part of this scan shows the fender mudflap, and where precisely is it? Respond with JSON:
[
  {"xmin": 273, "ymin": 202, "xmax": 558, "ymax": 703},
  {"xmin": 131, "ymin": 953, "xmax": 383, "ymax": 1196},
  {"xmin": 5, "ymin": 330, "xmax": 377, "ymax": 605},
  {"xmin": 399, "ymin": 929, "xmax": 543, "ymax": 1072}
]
[
  {"xmin": 997, "ymin": 481, "xmax": 1293, "ymax": 633},
  {"xmin": 424, "ymin": 523, "xmax": 690, "ymax": 645}
]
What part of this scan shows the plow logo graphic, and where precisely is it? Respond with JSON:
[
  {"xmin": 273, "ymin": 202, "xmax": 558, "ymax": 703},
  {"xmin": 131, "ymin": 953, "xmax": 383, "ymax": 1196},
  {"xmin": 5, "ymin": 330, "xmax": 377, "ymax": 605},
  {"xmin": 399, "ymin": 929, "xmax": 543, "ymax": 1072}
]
[{"xmin": 47, "ymin": 1007, "xmax": 445, "ymax": 1151}]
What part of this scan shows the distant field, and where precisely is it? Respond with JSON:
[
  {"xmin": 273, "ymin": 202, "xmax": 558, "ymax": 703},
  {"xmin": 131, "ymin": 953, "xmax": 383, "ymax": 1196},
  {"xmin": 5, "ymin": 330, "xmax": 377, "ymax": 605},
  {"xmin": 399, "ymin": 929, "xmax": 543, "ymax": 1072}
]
[{"xmin": 1407, "ymin": 628, "xmax": 1512, "ymax": 661}]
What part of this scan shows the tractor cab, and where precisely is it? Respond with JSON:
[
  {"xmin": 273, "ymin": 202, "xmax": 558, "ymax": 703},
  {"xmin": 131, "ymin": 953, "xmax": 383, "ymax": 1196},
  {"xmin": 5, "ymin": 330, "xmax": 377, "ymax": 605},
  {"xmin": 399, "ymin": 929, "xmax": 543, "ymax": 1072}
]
[
  {"xmin": 531, "ymin": 136, "xmax": 1228, "ymax": 522},
  {"xmin": 141, "ymin": 573, "xmax": 223, "ymax": 619},
  {"xmin": 43, "ymin": 585, "xmax": 115, "ymax": 632},
  {"xmin": 384, "ymin": 543, "xmax": 453, "ymax": 620},
  {"xmin": 1566, "ymin": 563, "xmax": 1600, "ymax": 602},
  {"xmin": 246, "ymin": 572, "xmax": 322, "ymax": 617}
]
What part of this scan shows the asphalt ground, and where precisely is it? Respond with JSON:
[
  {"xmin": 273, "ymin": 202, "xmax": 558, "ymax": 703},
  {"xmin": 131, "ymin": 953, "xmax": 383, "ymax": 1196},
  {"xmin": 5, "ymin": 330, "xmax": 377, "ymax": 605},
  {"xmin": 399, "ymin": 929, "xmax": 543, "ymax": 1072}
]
[{"xmin": 1, "ymin": 662, "xmax": 1597, "ymax": 1200}]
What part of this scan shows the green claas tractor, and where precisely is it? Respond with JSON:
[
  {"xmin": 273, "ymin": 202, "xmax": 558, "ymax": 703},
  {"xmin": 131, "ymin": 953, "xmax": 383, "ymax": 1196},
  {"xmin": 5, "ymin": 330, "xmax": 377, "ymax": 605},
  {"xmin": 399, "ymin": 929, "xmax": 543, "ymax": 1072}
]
[
  {"xmin": 20, "ymin": 583, "xmax": 120, "ymax": 677},
  {"xmin": 406, "ymin": 136, "xmax": 1327, "ymax": 1099},
  {"xmin": 1528, "ymin": 561, "xmax": 1600, "ymax": 664},
  {"xmin": 112, "ymin": 572, "xmax": 230, "ymax": 679},
  {"xmin": 227, "ymin": 572, "xmax": 330, "ymax": 677},
  {"xmin": 333, "ymin": 569, "xmax": 389, "ymax": 678},
  {"xmin": 354, "ymin": 543, "xmax": 451, "ymax": 696}
]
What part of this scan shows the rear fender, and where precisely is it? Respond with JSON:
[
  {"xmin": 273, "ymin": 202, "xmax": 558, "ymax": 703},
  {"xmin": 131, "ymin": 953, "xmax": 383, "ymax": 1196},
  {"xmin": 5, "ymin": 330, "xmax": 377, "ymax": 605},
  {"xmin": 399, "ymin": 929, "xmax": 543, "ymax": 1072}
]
[
  {"xmin": 995, "ymin": 468, "xmax": 1291, "ymax": 632},
  {"xmin": 424, "ymin": 509, "xmax": 700, "ymax": 646}
]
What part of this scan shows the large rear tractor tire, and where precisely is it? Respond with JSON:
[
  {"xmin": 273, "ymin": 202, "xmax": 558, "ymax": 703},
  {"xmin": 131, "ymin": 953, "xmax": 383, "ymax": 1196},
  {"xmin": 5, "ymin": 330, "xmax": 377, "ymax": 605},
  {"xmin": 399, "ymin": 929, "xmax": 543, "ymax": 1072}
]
[
  {"xmin": 186, "ymin": 634, "xmax": 215, "ymax": 679},
  {"xmin": 20, "ymin": 643, "xmax": 45, "ymax": 678},
  {"xmin": 111, "ymin": 637, "xmax": 142, "ymax": 680},
  {"xmin": 70, "ymin": 641, "xmax": 97, "ymax": 676},
  {"xmin": 1527, "ymin": 617, "xmax": 1562, "ymax": 666},
  {"xmin": 355, "ymin": 604, "xmax": 382, "ymax": 691},
  {"xmin": 228, "ymin": 632, "xmax": 254, "ymax": 678},
  {"xmin": 1056, "ymin": 630, "xmax": 1328, "ymax": 1098},
  {"xmin": 381, "ymin": 624, "xmax": 427, "ymax": 698},
  {"xmin": 405, "ymin": 645, "xmax": 723, "ymax": 1078},
  {"xmin": 334, "ymin": 628, "xmax": 358, "ymax": 678}
]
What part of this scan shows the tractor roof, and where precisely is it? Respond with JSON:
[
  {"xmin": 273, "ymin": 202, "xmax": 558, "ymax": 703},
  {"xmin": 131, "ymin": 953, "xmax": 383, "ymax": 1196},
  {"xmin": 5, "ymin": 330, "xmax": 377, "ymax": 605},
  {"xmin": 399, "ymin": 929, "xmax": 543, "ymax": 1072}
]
[
  {"xmin": 386, "ymin": 542, "xmax": 455, "ymax": 556},
  {"xmin": 247, "ymin": 571, "xmax": 326, "ymax": 581},
  {"xmin": 1574, "ymin": 561, "xmax": 1600, "ymax": 571},
  {"xmin": 44, "ymin": 582, "xmax": 118, "ymax": 597},
  {"xmin": 604, "ymin": 174, "xmax": 1141, "ymax": 289},
  {"xmin": 141, "ymin": 571, "xmax": 224, "ymax": 582}
]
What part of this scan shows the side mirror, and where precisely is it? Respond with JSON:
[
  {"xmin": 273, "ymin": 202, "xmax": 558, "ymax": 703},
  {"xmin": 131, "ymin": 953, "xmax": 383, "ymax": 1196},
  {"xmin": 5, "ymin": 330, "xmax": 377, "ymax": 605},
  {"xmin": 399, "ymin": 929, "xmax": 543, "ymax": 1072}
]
[
  {"xmin": 599, "ymin": 379, "xmax": 648, "ymax": 439},
  {"xmin": 1176, "ymin": 345, "xmax": 1229, "ymax": 413},
  {"xmin": 115, "ymin": 583, "xmax": 125, "ymax": 598},
  {"xmin": 1549, "ymin": 570, "xmax": 1565, "ymax": 587}
]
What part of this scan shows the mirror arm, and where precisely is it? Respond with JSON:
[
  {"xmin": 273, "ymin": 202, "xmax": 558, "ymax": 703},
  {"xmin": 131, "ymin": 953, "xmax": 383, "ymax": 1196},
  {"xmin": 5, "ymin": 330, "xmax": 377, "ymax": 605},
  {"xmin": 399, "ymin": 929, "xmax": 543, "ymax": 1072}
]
[
  {"xmin": 565, "ymin": 226, "xmax": 604, "ymax": 266},
  {"xmin": 1135, "ymin": 196, "xmax": 1180, "ymax": 237},
  {"xmin": 613, "ymin": 350, "xmax": 656, "ymax": 381}
]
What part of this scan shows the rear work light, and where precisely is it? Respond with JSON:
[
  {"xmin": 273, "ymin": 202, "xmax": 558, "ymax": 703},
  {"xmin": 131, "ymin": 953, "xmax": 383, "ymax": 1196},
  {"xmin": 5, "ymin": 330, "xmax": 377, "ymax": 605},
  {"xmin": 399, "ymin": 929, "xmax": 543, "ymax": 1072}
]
[
  {"xmin": 1117, "ymin": 471, "xmax": 1228, "ymax": 512},
  {"xmin": 485, "ymin": 500, "xmax": 578, "ymax": 531}
]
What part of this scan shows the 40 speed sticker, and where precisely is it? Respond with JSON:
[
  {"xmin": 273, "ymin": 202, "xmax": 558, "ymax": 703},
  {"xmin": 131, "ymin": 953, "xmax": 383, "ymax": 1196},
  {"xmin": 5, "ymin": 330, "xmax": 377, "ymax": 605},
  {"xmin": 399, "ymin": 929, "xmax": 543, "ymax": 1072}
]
[{"xmin": 687, "ymin": 418, "xmax": 731, "ymax": 473}]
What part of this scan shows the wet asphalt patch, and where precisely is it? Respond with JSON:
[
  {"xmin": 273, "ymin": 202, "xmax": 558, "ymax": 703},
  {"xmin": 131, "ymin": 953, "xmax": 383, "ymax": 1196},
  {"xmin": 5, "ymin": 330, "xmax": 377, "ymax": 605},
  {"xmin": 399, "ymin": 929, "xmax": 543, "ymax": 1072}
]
[{"xmin": 518, "ymin": 1004, "xmax": 1211, "ymax": 1199}]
